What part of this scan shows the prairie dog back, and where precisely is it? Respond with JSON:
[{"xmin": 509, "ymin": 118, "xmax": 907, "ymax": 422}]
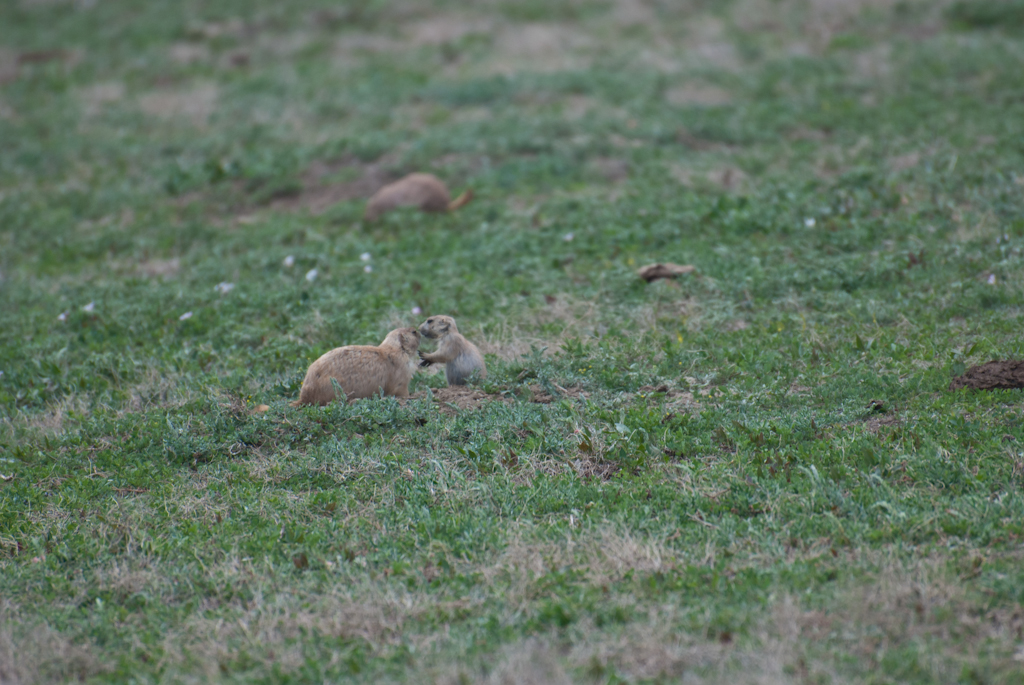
[
  {"xmin": 294, "ymin": 327, "xmax": 421, "ymax": 405},
  {"xmin": 418, "ymin": 315, "xmax": 487, "ymax": 386},
  {"xmin": 364, "ymin": 173, "xmax": 473, "ymax": 221}
]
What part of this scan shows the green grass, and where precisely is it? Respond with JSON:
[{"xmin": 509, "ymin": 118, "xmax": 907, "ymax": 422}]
[{"xmin": 2, "ymin": 0, "xmax": 1024, "ymax": 682}]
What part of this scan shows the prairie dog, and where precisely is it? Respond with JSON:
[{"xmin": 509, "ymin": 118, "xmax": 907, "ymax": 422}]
[
  {"xmin": 418, "ymin": 315, "xmax": 487, "ymax": 386},
  {"xmin": 364, "ymin": 173, "xmax": 473, "ymax": 221},
  {"xmin": 293, "ymin": 327, "xmax": 421, "ymax": 406}
]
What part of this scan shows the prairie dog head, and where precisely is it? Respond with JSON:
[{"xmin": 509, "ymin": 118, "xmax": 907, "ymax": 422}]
[
  {"xmin": 419, "ymin": 315, "xmax": 458, "ymax": 340},
  {"xmin": 381, "ymin": 327, "xmax": 421, "ymax": 356}
]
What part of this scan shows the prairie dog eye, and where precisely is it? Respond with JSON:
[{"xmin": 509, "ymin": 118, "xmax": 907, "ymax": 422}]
[{"xmin": 427, "ymin": 318, "xmax": 433, "ymax": 324}]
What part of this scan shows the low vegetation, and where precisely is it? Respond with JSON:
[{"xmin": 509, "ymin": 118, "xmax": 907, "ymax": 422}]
[{"xmin": 1, "ymin": 0, "xmax": 1023, "ymax": 682}]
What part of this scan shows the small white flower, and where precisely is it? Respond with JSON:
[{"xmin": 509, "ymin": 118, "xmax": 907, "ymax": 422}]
[
  {"xmin": 214, "ymin": 282, "xmax": 235, "ymax": 295},
  {"xmin": 360, "ymin": 252, "xmax": 371, "ymax": 262},
  {"xmin": 179, "ymin": 311, "xmax": 193, "ymax": 321},
  {"xmin": 804, "ymin": 218, "xmax": 816, "ymax": 228},
  {"xmin": 305, "ymin": 268, "xmax": 318, "ymax": 282},
  {"xmin": 563, "ymin": 232, "xmax": 574, "ymax": 242},
  {"xmin": 57, "ymin": 311, "xmax": 69, "ymax": 322},
  {"xmin": 283, "ymin": 255, "xmax": 295, "ymax": 267},
  {"xmin": 412, "ymin": 306, "xmax": 422, "ymax": 315},
  {"xmin": 82, "ymin": 302, "xmax": 95, "ymax": 313},
  {"xmin": 987, "ymin": 273, "xmax": 996, "ymax": 285},
  {"xmin": 364, "ymin": 265, "xmax": 372, "ymax": 273}
]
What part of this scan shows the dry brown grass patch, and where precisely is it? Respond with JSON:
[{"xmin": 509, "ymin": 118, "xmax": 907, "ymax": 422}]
[
  {"xmin": 123, "ymin": 369, "xmax": 198, "ymax": 413},
  {"xmin": 7, "ymin": 393, "xmax": 90, "ymax": 439},
  {"xmin": 482, "ymin": 639, "xmax": 574, "ymax": 685},
  {"xmin": 486, "ymin": 526, "xmax": 676, "ymax": 593},
  {"xmin": 770, "ymin": 552, "xmax": 1024, "ymax": 680},
  {"xmin": 161, "ymin": 583, "xmax": 414, "ymax": 679},
  {"xmin": 0, "ymin": 602, "xmax": 108, "ymax": 685},
  {"xmin": 566, "ymin": 614, "xmax": 732, "ymax": 683}
]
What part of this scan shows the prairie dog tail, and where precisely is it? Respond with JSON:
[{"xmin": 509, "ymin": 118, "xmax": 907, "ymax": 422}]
[{"xmin": 447, "ymin": 189, "xmax": 474, "ymax": 212}]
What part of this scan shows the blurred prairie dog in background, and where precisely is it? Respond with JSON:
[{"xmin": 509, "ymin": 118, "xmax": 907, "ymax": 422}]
[
  {"xmin": 363, "ymin": 173, "xmax": 473, "ymax": 221},
  {"xmin": 418, "ymin": 315, "xmax": 486, "ymax": 386},
  {"xmin": 292, "ymin": 327, "xmax": 421, "ymax": 405}
]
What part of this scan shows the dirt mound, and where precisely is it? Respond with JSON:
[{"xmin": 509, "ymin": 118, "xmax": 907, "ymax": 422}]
[
  {"xmin": 949, "ymin": 360, "xmax": 1024, "ymax": 390},
  {"xmin": 412, "ymin": 383, "xmax": 587, "ymax": 414},
  {"xmin": 428, "ymin": 386, "xmax": 506, "ymax": 414}
]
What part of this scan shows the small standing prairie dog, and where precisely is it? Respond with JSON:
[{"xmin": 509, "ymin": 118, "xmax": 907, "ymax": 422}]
[
  {"xmin": 292, "ymin": 327, "xmax": 421, "ymax": 406},
  {"xmin": 364, "ymin": 173, "xmax": 473, "ymax": 221},
  {"xmin": 418, "ymin": 315, "xmax": 487, "ymax": 386}
]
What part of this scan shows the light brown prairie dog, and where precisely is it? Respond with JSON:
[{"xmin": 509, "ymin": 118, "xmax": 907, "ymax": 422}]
[
  {"xmin": 418, "ymin": 315, "xmax": 487, "ymax": 386},
  {"xmin": 292, "ymin": 327, "xmax": 421, "ymax": 406},
  {"xmin": 364, "ymin": 173, "xmax": 473, "ymax": 221}
]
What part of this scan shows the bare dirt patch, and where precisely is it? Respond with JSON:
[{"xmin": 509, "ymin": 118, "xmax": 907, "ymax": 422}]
[
  {"xmin": 633, "ymin": 385, "xmax": 697, "ymax": 413},
  {"xmin": 404, "ymin": 15, "xmax": 493, "ymax": 46},
  {"xmin": 950, "ymin": 360, "xmax": 1024, "ymax": 391},
  {"xmin": 665, "ymin": 83, "xmax": 732, "ymax": 107},
  {"xmin": 332, "ymin": 34, "xmax": 406, "ymax": 71},
  {"xmin": 138, "ymin": 82, "xmax": 218, "ymax": 127},
  {"xmin": 422, "ymin": 386, "xmax": 507, "ymax": 415},
  {"xmin": 612, "ymin": 0, "xmax": 657, "ymax": 26},
  {"xmin": 673, "ymin": 164, "xmax": 749, "ymax": 191},
  {"xmin": 0, "ymin": 48, "xmax": 18, "ymax": 85},
  {"xmin": 413, "ymin": 382, "xmax": 586, "ymax": 415},
  {"xmin": 588, "ymin": 157, "xmax": 630, "ymax": 182},
  {"xmin": 861, "ymin": 413, "xmax": 900, "ymax": 434},
  {"xmin": 78, "ymin": 82, "xmax": 125, "ymax": 117},
  {"xmin": 168, "ymin": 42, "xmax": 209, "ymax": 65},
  {"xmin": 685, "ymin": 17, "xmax": 742, "ymax": 71},
  {"xmin": 485, "ymin": 23, "xmax": 594, "ymax": 75},
  {"xmin": 560, "ymin": 93, "xmax": 595, "ymax": 120},
  {"xmin": 889, "ymin": 150, "xmax": 921, "ymax": 172},
  {"xmin": 136, "ymin": 257, "xmax": 180, "ymax": 279},
  {"xmin": 707, "ymin": 166, "xmax": 748, "ymax": 190}
]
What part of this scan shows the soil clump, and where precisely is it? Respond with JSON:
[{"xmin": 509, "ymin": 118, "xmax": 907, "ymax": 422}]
[{"xmin": 949, "ymin": 360, "xmax": 1024, "ymax": 390}]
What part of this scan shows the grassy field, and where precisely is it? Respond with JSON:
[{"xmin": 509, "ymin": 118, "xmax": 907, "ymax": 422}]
[{"xmin": 2, "ymin": 0, "xmax": 1024, "ymax": 682}]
